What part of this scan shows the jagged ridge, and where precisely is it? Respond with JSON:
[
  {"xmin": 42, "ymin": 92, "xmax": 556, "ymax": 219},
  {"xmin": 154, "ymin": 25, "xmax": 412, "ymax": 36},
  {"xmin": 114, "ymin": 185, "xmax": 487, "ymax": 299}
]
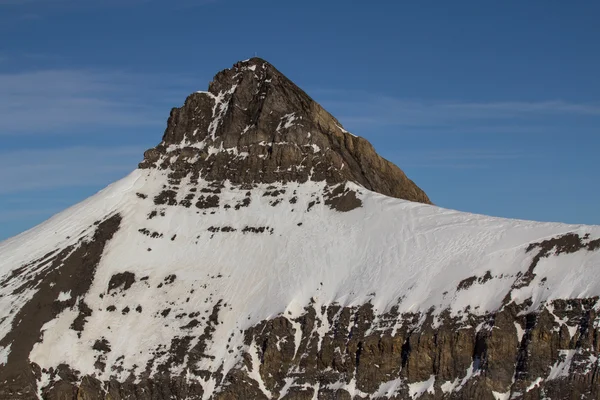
[{"xmin": 139, "ymin": 58, "xmax": 431, "ymax": 206}]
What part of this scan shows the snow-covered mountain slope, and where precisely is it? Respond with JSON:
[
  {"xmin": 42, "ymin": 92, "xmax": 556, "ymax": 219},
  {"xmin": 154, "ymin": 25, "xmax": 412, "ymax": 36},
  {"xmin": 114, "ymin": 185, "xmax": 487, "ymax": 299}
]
[{"xmin": 1, "ymin": 58, "xmax": 599, "ymax": 400}]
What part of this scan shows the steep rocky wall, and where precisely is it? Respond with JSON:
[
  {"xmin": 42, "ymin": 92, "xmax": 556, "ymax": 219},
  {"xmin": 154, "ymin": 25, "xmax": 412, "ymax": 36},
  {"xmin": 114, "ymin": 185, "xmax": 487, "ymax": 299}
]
[
  {"xmin": 138, "ymin": 58, "xmax": 431, "ymax": 205},
  {"xmin": 0, "ymin": 215, "xmax": 122, "ymax": 400},
  {"xmin": 30, "ymin": 296, "xmax": 600, "ymax": 400}
]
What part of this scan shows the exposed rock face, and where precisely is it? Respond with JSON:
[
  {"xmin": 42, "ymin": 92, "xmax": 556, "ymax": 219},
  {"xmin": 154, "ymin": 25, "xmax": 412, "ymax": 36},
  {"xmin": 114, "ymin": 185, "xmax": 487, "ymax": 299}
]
[
  {"xmin": 9, "ymin": 233, "xmax": 597, "ymax": 400},
  {"xmin": 0, "ymin": 215, "xmax": 122, "ymax": 400},
  {"xmin": 1, "ymin": 59, "xmax": 599, "ymax": 400},
  {"xmin": 139, "ymin": 58, "xmax": 431, "ymax": 207},
  {"xmin": 13, "ymin": 304, "xmax": 600, "ymax": 400}
]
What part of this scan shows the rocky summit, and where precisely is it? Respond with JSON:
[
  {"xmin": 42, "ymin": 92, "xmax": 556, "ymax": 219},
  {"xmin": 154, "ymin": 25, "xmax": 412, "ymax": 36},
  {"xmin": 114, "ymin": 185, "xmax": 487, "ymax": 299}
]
[
  {"xmin": 139, "ymin": 57, "xmax": 430, "ymax": 207},
  {"xmin": 0, "ymin": 59, "xmax": 599, "ymax": 400}
]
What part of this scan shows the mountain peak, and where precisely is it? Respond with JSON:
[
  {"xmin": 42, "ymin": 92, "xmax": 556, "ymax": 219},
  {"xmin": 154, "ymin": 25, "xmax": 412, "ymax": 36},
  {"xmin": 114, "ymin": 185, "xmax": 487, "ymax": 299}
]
[
  {"xmin": 139, "ymin": 59, "xmax": 431, "ymax": 207},
  {"xmin": 2, "ymin": 58, "xmax": 600, "ymax": 400}
]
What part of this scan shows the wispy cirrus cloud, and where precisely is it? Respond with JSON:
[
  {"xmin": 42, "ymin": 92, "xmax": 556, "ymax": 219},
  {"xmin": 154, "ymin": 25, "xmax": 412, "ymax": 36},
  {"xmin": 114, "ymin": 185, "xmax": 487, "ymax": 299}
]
[
  {"xmin": 0, "ymin": 69, "xmax": 195, "ymax": 134},
  {"xmin": 0, "ymin": 144, "xmax": 148, "ymax": 240},
  {"xmin": 0, "ymin": 146, "xmax": 143, "ymax": 193},
  {"xmin": 311, "ymin": 89, "xmax": 600, "ymax": 134},
  {"xmin": 0, "ymin": 65, "xmax": 197, "ymax": 218},
  {"xmin": 390, "ymin": 148, "xmax": 528, "ymax": 169},
  {"xmin": 439, "ymin": 100, "xmax": 600, "ymax": 116}
]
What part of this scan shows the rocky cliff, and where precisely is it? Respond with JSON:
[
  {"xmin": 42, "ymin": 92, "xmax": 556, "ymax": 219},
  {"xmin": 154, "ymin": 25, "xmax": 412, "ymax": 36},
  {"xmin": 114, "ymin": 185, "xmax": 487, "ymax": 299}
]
[
  {"xmin": 0, "ymin": 59, "xmax": 599, "ymax": 400},
  {"xmin": 138, "ymin": 57, "xmax": 431, "ymax": 207}
]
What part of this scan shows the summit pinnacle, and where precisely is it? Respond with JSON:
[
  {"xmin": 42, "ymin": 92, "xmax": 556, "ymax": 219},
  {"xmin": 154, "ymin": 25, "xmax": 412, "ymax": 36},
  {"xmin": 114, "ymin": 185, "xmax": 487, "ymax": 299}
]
[{"xmin": 140, "ymin": 58, "xmax": 431, "ymax": 206}]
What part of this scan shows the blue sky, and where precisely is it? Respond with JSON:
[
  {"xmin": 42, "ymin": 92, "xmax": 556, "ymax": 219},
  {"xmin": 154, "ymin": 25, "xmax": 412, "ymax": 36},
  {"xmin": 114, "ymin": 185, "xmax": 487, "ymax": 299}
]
[{"xmin": 0, "ymin": 1, "xmax": 599, "ymax": 240}]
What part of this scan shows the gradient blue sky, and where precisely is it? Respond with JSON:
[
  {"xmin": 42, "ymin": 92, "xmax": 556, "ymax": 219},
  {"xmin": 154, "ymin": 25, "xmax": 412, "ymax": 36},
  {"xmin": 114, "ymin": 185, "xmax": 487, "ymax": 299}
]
[{"xmin": 0, "ymin": 1, "xmax": 599, "ymax": 240}]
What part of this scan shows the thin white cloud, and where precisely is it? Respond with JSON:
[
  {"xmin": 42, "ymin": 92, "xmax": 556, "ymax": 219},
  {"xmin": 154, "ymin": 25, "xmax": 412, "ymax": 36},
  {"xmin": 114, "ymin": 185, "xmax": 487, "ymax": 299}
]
[
  {"xmin": 438, "ymin": 100, "xmax": 600, "ymax": 116},
  {"xmin": 391, "ymin": 149, "xmax": 527, "ymax": 169},
  {"xmin": 312, "ymin": 90, "xmax": 600, "ymax": 132},
  {"xmin": 0, "ymin": 146, "xmax": 143, "ymax": 193},
  {"xmin": 0, "ymin": 69, "xmax": 194, "ymax": 134}
]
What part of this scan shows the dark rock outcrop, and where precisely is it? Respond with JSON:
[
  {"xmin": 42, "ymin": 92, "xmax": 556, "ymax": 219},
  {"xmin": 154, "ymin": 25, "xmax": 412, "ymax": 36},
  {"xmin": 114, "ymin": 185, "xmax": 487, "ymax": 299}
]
[
  {"xmin": 0, "ymin": 214, "xmax": 122, "ymax": 400},
  {"xmin": 27, "ymin": 296, "xmax": 600, "ymax": 399},
  {"xmin": 139, "ymin": 58, "xmax": 431, "ymax": 207}
]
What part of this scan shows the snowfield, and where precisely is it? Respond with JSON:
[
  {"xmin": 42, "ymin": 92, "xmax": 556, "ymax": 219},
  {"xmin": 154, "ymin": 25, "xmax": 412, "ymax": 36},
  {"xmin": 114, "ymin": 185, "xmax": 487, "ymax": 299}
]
[{"xmin": 0, "ymin": 167, "xmax": 599, "ymax": 396}]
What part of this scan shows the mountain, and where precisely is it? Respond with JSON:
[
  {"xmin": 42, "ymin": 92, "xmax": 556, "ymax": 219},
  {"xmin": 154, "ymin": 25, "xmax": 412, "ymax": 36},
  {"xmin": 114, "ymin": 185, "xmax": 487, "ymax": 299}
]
[
  {"xmin": 138, "ymin": 58, "xmax": 430, "ymax": 205},
  {"xmin": 0, "ymin": 58, "xmax": 599, "ymax": 400}
]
